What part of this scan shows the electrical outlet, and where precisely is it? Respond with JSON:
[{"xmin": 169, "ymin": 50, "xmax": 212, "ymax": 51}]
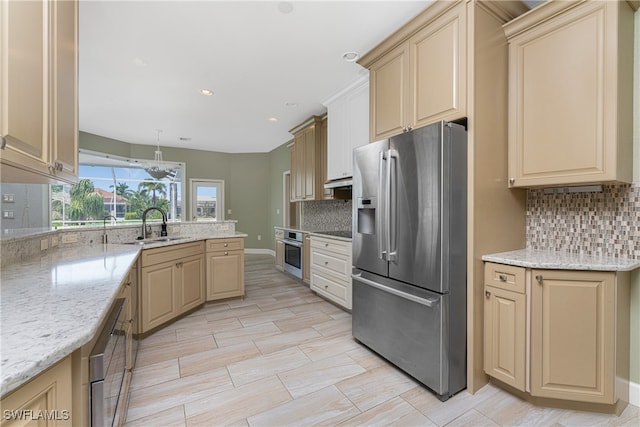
[
  {"xmin": 228, "ymin": 209, "xmax": 232, "ymax": 215},
  {"xmin": 40, "ymin": 239, "xmax": 48, "ymax": 250},
  {"xmin": 276, "ymin": 208, "xmax": 280, "ymax": 215},
  {"xmin": 61, "ymin": 233, "xmax": 78, "ymax": 244},
  {"xmin": 3, "ymin": 210, "xmax": 14, "ymax": 218},
  {"xmin": 2, "ymin": 194, "xmax": 15, "ymax": 202},
  {"xmin": 257, "ymin": 234, "xmax": 262, "ymax": 241}
]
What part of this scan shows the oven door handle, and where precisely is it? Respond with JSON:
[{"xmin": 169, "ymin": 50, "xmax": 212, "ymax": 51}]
[{"xmin": 283, "ymin": 239, "xmax": 303, "ymax": 248}]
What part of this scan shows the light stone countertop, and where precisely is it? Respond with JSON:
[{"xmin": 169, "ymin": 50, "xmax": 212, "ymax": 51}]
[
  {"xmin": 0, "ymin": 232, "xmax": 248, "ymax": 397},
  {"xmin": 482, "ymin": 248, "xmax": 640, "ymax": 272}
]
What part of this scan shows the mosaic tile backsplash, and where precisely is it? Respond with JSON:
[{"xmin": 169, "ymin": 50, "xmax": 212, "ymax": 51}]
[
  {"xmin": 301, "ymin": 200, "xmax": 352, "ymax": 232},
  {"xmin": 527, "ymin": 183, "xmax": 640, "ymax": 259}
]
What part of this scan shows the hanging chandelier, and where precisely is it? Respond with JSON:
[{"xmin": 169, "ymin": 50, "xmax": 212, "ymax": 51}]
[{"xmin": 144, "ymin": 129, "xmax": 176, "ymax": 180}]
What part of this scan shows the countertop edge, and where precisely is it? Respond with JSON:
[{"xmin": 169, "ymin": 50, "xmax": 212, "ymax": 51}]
[{"xmin": 482, "ymin": 249, "xmax": 640, "ymax": 272}]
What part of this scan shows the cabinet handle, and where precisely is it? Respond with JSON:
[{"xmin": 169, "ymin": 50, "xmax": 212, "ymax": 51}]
[
  {"xmin": 176, "ymin": 262, "xmax": 183, "ymax": 268},
  {"xmin": 0, "ymin": 135, "xmax": 6, "ymax": 150},
  {"xmin": 509, "ymin": 178, "xmax": 515, "ymax": 186},
  {"xmin": 498, "ymin": 274, "xmax": 507, "ymax": 282},
  {"xmin": 535, "ymin": 274, "xmax": 543, "ymax": 284},
  {"xmin": 485, "ymin": 290, "xmax": 491, "ymax": 298}
]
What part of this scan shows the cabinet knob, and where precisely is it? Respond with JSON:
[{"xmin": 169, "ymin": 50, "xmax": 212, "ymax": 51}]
[
  {"xmin": 485, "ymin": 290, "xmax": 491, "ymax": 298},
  {"xmin": 0, "ymin": 135, "xmax": 6, "ymax": 150},
  {"xmin": 509, "ymin": 178, "xmax": 515, "ymax": 186},
  {"xmin": 224, "ymin": 243, "xmax": 228, "ymax": 247},
  {"xmin": 324, "ymin": 285, "xmax": 328, "ymax": 289},
  {"xmin": 498, "ymin": 274, "xmax": 507, "ymax": 282},
  {"xmin": 325, "ymin": 243, "xmax": 329, "ymax": 247},
  {"xmin": 224, "ymin": 251, "xmax": 228, "ymax": 255},
  {"xmin": 324, "ymin": 261, "xmax": 329, "ymax": 265},
  {"xmin": 535, "ymin": 275, "xmax": 543, "ymax": 284}
]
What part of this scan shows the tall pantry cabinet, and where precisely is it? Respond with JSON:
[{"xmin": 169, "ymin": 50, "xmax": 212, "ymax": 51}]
[{"xmin": 358, "ymin": 0, "xmax": 529, "ymax": 392}]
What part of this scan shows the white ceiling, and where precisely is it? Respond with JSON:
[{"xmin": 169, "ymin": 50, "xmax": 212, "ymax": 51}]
[{"xmin": 79, "ymin": 1, "xmax": 431, "ymax": 154}]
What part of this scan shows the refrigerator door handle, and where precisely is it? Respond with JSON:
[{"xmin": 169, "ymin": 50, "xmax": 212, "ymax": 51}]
[
  {"xmin": 352, "ymin": 273, "xmax": 439, "ymax": 308},
  {"xmin": 387, "ymin": 149, "xmax": 399, "ymax": 262},
  {"xmin": 378, "ymin": 151, "xmax": 387, "ymax": 260}
]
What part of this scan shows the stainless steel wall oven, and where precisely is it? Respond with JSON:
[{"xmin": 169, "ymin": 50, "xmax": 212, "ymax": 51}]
[{"xmin": 283, "ymin": 230, "xmax": 303, "ymax": 279}]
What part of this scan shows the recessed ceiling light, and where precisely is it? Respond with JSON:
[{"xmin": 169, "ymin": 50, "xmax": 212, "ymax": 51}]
[
  {"xmin": 199, "ymin": 89, "xmax": 214, "ymax": 96},
  {"xmin": 268, "ymin": 117, "xmax": 278, "ymax": 123},
  {"xmin": 342, "ymin": 51, "xmax": 360, "ymax": 62},
  {"xmin": 132, "ymin": 57, "xmax": 148, "ymax": 67},
  {"xmin": 284, "ymin": 102, "xmax": 298, "ymax": 108},
  {"xmin": 278, "ymin": 2, "xmax": 293, "ymax": 14}
]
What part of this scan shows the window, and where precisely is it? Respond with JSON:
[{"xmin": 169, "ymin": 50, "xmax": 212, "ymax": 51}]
[
  {"xmin": 51, "ymin": 151, "xmax": 183, "ymax": 227},
  {"xmin": 190, "ymin": 179, "xmax": 224, "ymax": 221}
]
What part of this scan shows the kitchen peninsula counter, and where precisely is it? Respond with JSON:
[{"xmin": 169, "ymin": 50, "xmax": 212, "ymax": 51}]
[{"xmin": 0, "ymin": 231, "xmax": 248, "ymax": 397}]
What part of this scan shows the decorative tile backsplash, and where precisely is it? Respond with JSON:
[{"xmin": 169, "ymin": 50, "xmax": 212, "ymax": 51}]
[
  {"xmin": 527, "ymin": 183, "xmax": 640, "ymax": 259},
  {"xmin": 301, "ymin": 200, "xmax": 352, "ymax": 232}
]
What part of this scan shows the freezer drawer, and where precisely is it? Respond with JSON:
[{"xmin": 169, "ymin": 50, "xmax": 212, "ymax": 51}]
[{"xmin": 352, "ymin": 271, "xmax": 464, "ymax": 400}]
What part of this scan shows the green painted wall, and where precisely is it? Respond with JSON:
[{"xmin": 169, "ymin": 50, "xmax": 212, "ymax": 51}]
[
  {"xmin": 267, "ymin": 141, "xmax": 292, "ymax": 251},
  {"xmin": 80, "ymin": 132, "xmax": 270, "ymax": 249}
]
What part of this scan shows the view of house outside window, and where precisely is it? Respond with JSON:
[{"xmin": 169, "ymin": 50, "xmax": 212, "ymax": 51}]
[{"xmin": 51, "ymin": 153, "xmax": 182, "ymax": 227}]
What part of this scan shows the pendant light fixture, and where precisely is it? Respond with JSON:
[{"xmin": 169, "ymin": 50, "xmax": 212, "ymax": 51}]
[{"xmin": 144, "ymin": 129, "xmax": 176, "ymax": 180}]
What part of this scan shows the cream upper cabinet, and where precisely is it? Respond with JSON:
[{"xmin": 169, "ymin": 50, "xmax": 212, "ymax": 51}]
[
  {"xmin": 323, "ymin": 76, "xmax": 370, "ymax": 181},
  {"xmin": 504, "ymin": 0, "xmax": 634, "ymax": 188},
  {"xmin": 0, "ymin": 0, "xmax": 78, "ymax": 184},
  {"xmin": 364, "ymin": 1, "xmax": 466, "ymax": 141},
  {"xmin": 289, "ymin": 115, "xmax": 330, "ymax": 202}
]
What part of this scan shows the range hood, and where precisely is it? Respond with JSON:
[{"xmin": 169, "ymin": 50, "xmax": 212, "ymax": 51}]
[{"xmin": 324, "ymin": 178, "xmax": 352, "ymax": 189}]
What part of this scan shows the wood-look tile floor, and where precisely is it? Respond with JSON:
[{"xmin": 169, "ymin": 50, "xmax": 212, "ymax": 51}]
[{"xmin": 125, "ymin": 254, "xmax": 639, "ymax": 427}]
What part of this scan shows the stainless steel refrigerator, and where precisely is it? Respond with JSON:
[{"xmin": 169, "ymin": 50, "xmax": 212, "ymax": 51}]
[{"xmin": 352, "ymin": 120, "xmax": 467, "ymax": 401}]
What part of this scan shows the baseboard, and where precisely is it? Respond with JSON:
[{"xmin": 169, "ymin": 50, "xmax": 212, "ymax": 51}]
[
  {"xmin": 245, "ymin": 248, "xmax": 275, "ymax": 256},
  {"xmin": 630, "ymin": 381, "xmax": 640, "ymax": 408}
]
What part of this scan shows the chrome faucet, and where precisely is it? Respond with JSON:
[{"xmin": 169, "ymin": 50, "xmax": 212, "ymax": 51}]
[
  {"xmin": 102, "ymin": 215, "xmax": 117, "ymax": 244},
  {"xmin": 140, "ymin": 207, "xmax": 167, "ymax": 240}
]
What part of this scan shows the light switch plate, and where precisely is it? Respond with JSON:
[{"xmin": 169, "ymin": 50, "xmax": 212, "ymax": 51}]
[{"xmin": 2, "ymin": 194, "xmax": 15, "ymax": 202}]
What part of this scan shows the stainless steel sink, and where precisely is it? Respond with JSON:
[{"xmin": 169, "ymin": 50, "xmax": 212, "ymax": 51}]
[{"xmin": 122, "ymin": 237, "xmax": 192, "ymax": 245}]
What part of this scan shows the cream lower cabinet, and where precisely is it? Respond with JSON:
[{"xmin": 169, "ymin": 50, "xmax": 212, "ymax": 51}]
[
  {"xmin": 504, "ymin": 0, "xmax": 634, "ymax": 187},
  {"xmin": 140, "ymin": 241, "xmax": 205, "ymax": 333},
  {"xmin": 483, "ymin": 262, "xmax": 630, "ymax": 408},
  {"xmin": 275, "ymin": 229, "xmax": 284, "ymax": 271},
  {"xmin": 0, "ymin": 356, "xmax": 72, "ymax": 426},
  {"xmin": 310, "ymin": 236, "xmax": 352, "ymax": 310},
  {"xmin": 206, "ymin": 238, "xmax": 244, "ymax": 301}
]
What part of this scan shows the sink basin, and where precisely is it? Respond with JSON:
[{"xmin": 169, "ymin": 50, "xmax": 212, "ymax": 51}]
[{"xmin": 122, "ymin": 237, "xmax": 192, "ymax": 245}]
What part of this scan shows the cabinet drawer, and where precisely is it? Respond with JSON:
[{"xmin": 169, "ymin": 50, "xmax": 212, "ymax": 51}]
[
  {"xmin": 311, "ymin": 249, "xmax": 351, "ymax": 279},
  {"xmin": 484, "ymin": 262, "xmax": 525, "ymax": 294},
  {"xmin": 275, "ymin": 229, "xmax": 284, "ymax": 240},
  {"xmin": 310, "ymin": 236, "xmax": 351, "ymax": 256},
  {"xmin": 311, "ymin": 270, "xmax": 349, "ymax": 307},
  {"xmin": 206, "ymin": 238, "xmax": 244, "ymax": 252},
  {"xmin": 141, "ymin": 241, "xmax": 204, "ymax": 267}
]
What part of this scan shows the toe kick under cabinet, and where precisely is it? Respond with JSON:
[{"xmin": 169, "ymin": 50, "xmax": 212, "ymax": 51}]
[
  {"xmin": 310, "ymin": 235, "xmax": 352, "ymax": 310},
  {"xmin": 483, "ymin": 261, "xmax": 631, "ymax": 412}
]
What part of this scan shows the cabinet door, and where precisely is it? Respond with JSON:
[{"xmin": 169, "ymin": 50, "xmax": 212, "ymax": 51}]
[
  {"xmin": 275, "ymin": 240, "xmax": 284, "ymax": 270},
  {"xmin": 50, "ymin": 0, "xmax": 78, "ymax": 182},
  {"xmin": 303, "ymin": 126, "xmax": 315, "ymax": 200},
  {"xmin": 141, "ymin": 262, "xmax": 176, "ymax": 332},
  {"xmin": 369, "ymin": 43, "xmax": 409, "ymax": 141},
  {"xmin": 0, "ymin": 0, "xmax": 50, "ymax": 176},
  {"xmin": 410, "ymin": 2, "xmax": 466, "ymax": 129},
  {"xmin": 291, "ymin": 134, "xmax": 305, "ymax": 201},
  {"xmin": 507, "ymin": 1, "xmax": 630, "ymax": 187},
  {"xmin": 326, "ymin": 97, "xmax": 348, "ymax": 181},
  {"xmin": 484, "ymin": 286, "xmax": 525, "ymax": 392},
  {"xmin": 303, "ymin": 234, "xmax": 311, "ymax": 284},
  {"xmin": 207, "ymin": 250, "xmax": 244, "ymax": 300},
  {"xmin": 177, "ymin": 254, "xmax": 205, "ymax": 314},
  {"xmin": 530, "ymin": 269, "xmax": 615, "ymax": 403},
  {"xmin": 0, "ymin": 357, "xmax": 72, "ymax": 427}
]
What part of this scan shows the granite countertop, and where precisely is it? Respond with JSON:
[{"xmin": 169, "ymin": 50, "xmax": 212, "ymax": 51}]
[
  {"xmin": 482, "ymin": 248, "xmax": 640, "ymax": 272},
  {"xmin": 0, "ymin": 231, "xmax": 248, "ymax": 397},
  {"xmin": 120, "ymin": 231, "xmax": 248, "ymax": 248},
  {"xmin": 0, "ymin": 243, "xmax": 141, "ymax": 397},
  {"xmin": 275, "ymin": 226, "xmax": 352, "ymax": 242}
]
